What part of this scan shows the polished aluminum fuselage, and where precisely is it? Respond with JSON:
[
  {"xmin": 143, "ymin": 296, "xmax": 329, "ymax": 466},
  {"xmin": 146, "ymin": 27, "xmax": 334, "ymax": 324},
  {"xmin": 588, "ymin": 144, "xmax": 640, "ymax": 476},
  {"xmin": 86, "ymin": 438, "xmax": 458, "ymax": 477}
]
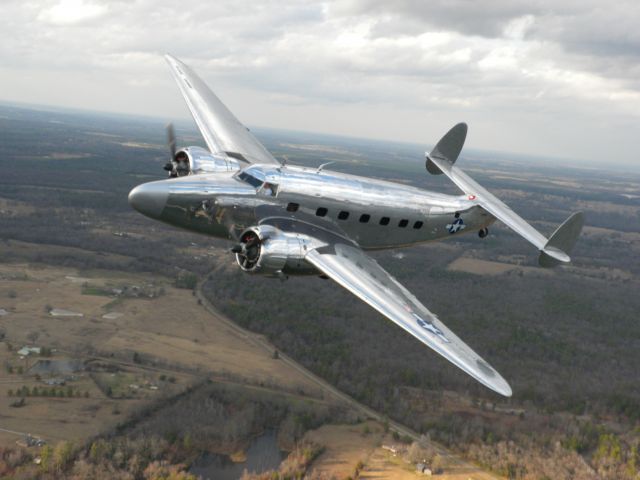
[{"xmin": 133, "ymin": 163, "xmax": 494, "ymax": 250}]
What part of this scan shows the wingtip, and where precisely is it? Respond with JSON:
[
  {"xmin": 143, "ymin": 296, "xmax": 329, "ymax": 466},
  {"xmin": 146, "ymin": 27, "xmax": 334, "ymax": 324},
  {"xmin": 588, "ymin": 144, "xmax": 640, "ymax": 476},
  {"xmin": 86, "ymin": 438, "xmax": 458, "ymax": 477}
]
[
  {"xmin": 482, "ymin": 369, "xmax": 512, "ymax": 397},
  {"xmin": 494, "ymin": 379, "xmax": 513, "ymax": 397},
  {"xmin": 542, "ymin": 246, "xmax": 571, "ymax": 263}
]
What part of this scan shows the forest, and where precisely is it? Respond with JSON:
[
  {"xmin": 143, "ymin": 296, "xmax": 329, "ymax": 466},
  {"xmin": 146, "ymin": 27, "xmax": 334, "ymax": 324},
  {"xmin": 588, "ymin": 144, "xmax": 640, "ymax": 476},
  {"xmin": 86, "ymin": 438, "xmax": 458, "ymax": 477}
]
[{"xmin": 0, "ymin": 103, "xmax": 639, "ymax": 479}]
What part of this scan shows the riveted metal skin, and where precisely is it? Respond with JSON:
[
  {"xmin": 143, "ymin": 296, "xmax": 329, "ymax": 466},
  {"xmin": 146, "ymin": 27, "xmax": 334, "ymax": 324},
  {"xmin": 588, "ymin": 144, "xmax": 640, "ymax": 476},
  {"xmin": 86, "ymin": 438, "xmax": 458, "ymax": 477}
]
[{"xmin": 129, "ymin": 163, "xmax": 494, "ymax": 253}]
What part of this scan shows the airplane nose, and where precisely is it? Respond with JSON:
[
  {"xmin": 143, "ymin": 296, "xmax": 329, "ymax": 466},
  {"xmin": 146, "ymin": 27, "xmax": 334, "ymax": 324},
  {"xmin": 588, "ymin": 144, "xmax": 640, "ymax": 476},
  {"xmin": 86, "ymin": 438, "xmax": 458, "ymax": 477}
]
[{"xmin": 128, "ymin": 182, "xmax": 169, "ymax": 219}]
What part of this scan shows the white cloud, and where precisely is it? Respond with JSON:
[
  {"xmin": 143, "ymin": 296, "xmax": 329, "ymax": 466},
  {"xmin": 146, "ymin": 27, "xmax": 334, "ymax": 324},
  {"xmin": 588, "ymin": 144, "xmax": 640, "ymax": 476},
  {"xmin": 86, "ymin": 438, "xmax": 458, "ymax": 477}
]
[
  {"xmin": 0, "ymin": 0, "xmax": 639, "ymax": 164},
  {"xmin": 503, "ymin": 14, "xmax": 534, "ymax": 40},
  {"xmin": 38, "ymin": 0, "xmax": 108, "ymax": 26}
]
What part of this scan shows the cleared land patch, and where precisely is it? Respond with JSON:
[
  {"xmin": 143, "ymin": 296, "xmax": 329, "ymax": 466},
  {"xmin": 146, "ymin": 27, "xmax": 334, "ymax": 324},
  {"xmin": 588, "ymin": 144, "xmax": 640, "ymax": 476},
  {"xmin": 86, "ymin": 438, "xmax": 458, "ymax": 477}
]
[
  {"xmin": 447, "ymin": 257, "xmax": 519, "ymax": 276},
  {"xmin": 0, "ymin": 261, "xmax": 326, "ymax": 447},
  {"xmin": 305, "ymin": 422, "xmax": 500, "ymax": 480}
]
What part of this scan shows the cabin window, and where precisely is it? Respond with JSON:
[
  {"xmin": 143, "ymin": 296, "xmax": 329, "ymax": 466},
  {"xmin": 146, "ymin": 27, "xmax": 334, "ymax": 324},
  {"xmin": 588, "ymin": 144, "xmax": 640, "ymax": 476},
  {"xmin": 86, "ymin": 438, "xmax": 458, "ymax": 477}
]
[
  {"xmin": 287, "ymin": 203, "xmax": 299, "ymax": 212},
  {"xmin": 359, "ymin": 214, "xmax": 370, "ymax": 223},
  {"xmin": 398, "ymin": 219, "xmax": 408, "ymax": 228},
  {"xmin": 379, "ymin": 217, "xmax": 390, "ymax": 226},
  {"xmin": 413, "ymin": 221, "xmax": 423, "ymax": 229},
  {"xmin": 316, "ymin": 207, "xmax": 328, "ymax": 217},
  {"xmin": 338, "ymin": 211, "xmax": 350, "ymax": 220}
]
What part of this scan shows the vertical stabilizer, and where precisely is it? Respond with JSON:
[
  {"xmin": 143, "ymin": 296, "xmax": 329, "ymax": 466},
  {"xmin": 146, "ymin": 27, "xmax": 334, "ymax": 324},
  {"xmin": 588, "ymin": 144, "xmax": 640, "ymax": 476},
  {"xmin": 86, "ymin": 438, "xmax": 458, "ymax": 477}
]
[
  {"xmin": 539, "ymin": 212, "xmax": 584, "ymax": 267},
  {"xmin": 426, "ymin": 123, "xmax": 467, "ymax": 174}
]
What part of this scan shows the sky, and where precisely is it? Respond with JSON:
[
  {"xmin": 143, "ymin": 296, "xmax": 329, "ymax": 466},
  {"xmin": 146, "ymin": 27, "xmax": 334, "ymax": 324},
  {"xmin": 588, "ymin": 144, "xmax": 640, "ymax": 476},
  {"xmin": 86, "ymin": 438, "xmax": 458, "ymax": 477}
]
[{"xmin": 1, "ymin": 0, "xmax": 639, "ymax": 165}]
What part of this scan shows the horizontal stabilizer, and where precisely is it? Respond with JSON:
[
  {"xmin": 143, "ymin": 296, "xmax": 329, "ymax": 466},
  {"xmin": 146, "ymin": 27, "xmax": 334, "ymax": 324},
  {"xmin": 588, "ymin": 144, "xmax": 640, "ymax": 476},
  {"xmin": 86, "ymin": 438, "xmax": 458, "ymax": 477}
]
[
  {"xmin": 539, "ymin": 212, "xmax": 584, "ymax": 267},
  {"xmin": 426, "ymin": 124, "xmax": 584, "ymax": 266},
  {"xmin": 426, "ymin": 123, "xmax": 467, "ymax": 175}
]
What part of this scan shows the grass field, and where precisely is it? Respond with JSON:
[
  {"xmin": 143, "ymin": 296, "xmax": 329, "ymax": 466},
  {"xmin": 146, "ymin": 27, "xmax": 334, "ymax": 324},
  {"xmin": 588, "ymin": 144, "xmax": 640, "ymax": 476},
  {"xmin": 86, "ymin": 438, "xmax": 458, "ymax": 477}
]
[{"xmin": 0, "ymin": 253, "xmax": 325, "ymax": 447}]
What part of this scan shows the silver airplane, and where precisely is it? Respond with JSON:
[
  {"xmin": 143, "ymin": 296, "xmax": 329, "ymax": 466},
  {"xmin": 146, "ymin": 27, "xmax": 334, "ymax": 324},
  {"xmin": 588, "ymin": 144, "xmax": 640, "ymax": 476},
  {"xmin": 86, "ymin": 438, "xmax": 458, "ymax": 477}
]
[{"xmin": 129, "ymin": 55, "xmax": 584, "ymax": 397}]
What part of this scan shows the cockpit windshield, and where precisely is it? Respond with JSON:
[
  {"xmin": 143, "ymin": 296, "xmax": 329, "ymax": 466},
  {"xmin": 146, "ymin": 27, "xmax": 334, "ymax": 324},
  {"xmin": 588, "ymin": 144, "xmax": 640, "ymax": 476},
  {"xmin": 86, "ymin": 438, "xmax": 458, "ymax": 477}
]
[
  {"xmin": 235, "ymin": 166, "xmax": 280, "ymax": 196},
  {"xmin": 237, "ymin": 171, "xmax": 264, "ymax": 188}
]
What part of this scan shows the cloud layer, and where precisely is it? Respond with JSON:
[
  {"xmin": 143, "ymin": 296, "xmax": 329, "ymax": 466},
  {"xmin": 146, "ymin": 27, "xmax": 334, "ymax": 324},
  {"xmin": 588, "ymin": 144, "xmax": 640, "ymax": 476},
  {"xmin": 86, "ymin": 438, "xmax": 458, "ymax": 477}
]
[{"xmin": 1, "ymin": 0, "xmax": 639, "ymax": 164}]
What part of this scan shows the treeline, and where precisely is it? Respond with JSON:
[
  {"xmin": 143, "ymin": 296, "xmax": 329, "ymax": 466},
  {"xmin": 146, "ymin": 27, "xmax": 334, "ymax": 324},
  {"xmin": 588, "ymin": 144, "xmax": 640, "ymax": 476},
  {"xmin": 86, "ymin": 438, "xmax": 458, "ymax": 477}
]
[
  {"xmin": 8, "ymin": 386, "xmax": 89, "ymax": 399},
  {"xmin": 128, "ymin": 381, "xmax": 344, "ymax": 453},
  {"xmin": 0, "ymin": 380, "xmax": 343, "ymax": 479},
  {"xmin": 0, "ymin": 212, "xmax": 216, "ymax": 277}
]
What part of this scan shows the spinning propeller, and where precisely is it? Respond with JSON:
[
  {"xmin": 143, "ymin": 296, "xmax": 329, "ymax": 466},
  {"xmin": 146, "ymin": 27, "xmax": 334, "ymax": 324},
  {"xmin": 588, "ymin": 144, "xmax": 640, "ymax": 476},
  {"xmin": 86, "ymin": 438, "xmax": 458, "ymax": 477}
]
[
  {"xmin": 163, "ymin": 123, "xmax": 177, "ymax": 173},
  {"xmin": 232, "ymin": 231, "xmax": 262, "ymax": 269}
]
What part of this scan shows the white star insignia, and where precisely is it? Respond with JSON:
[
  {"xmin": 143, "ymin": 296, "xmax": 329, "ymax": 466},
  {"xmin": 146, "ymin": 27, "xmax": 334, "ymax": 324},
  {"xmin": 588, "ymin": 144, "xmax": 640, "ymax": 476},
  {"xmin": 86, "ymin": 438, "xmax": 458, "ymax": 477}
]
[{"xmin": 446, "ymin": 218, "xmax": 466, "ymax": 234}]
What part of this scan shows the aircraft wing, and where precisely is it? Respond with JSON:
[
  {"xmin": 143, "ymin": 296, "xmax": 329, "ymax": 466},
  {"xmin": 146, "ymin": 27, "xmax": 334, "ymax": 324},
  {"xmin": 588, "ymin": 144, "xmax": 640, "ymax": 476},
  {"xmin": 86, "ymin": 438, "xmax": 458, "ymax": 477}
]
[
  {"xmin": 297, "ymin": 235, "xmax": 513, "ymax": 396},
  {"xmin": 305, "ymin": 244, "xmax": 511, "ymax": 396},
  {"xmin": 165, "ymin": 54, "xmax": 280, "ymax": 165}
]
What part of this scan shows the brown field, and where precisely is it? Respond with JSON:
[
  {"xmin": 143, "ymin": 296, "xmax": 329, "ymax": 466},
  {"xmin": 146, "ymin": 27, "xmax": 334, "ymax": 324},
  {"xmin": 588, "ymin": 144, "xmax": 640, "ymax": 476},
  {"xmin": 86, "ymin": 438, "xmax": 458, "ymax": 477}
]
[
  {"xmin": 0, "ymin": 198, "xmax": 36, "ymax": 216},
  {"xmin": 42, "ymin": 152, "xmax": 94, "ymax": 160},
  {"xmin": 446, "ymin": 253, "xmax": 634, "ymax": 284},
  {"xmin": 446, "ymin": 256, "xmax": 551, "ymax": 277},
  {"xmin": 447, "ymin": 257, "xmax": 519, "ymax": 275},
  {"xmin": 305, "ymin": 421, "xmax": 501, "ymax": 480},
  {"xmin": 0, "ymin": 259, "xmax": 324, "ymax": 447}
]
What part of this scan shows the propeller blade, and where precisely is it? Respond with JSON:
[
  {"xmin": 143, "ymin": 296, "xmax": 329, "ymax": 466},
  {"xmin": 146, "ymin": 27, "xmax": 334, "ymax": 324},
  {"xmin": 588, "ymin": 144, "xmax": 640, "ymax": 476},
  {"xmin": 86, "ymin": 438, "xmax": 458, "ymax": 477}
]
[{"xmin": 167, "ymin": 123, "xmax": 177, "ymax": 160}]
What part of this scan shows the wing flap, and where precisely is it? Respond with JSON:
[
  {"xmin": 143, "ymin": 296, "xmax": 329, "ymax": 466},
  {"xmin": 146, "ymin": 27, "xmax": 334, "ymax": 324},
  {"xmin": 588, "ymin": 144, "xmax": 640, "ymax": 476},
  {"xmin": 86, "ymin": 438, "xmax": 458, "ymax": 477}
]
[
  {"xmin": 305, "ymin": 245, "xmax": 512, "ymax": 396},
  {"xmin": 165, "ymin": 54, "xmax": 279, "ymax": 165}
]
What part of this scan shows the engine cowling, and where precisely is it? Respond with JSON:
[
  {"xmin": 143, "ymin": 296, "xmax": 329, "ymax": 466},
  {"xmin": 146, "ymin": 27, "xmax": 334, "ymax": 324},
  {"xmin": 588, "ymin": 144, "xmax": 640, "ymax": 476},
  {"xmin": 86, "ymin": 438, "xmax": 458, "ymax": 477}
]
[
  {"xmin": 233, "ymin": 225, "xmax": 317, "ymax": 276},
  {"xmin": 167, "ymin": 146, "xmax": 241, "ymax": 176}
]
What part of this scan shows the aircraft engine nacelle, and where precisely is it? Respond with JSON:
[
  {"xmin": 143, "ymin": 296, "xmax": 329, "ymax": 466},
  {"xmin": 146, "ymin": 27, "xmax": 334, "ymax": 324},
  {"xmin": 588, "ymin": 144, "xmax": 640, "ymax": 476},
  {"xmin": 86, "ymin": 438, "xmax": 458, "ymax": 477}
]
[
  {"xmin": 233, "ymin": 225, "xmax": 317, "ymax": 276},
  {"xmin": 167, "ymin": 146, "xmax": 240, "ymax": 177}
]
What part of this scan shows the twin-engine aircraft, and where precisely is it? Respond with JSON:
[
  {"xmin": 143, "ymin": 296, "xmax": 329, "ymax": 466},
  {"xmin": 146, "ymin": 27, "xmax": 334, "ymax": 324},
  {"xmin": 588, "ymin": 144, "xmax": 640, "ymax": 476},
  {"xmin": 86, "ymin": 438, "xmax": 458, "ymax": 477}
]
[{"xmin": 129, "ymin": 55, "xmax": 584, "ymax": 396}]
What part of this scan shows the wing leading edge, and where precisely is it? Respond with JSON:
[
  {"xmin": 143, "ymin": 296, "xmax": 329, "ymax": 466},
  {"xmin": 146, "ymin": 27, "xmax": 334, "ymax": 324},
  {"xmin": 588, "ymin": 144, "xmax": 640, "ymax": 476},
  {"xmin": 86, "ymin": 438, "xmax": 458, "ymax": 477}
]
[
  {"xmin": 164, "ymin": 54, "xmax": 280, "ymax": 165},
  {"xmin": 305, "ymin": 243, "xmax": 512, "ymax": 397}
]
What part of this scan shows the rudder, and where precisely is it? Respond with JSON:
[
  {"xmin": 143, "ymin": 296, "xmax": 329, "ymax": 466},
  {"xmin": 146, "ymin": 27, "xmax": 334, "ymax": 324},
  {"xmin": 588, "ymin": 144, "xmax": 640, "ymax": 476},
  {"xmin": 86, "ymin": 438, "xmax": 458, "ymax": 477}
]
[{"xmin": 426, "ymin": 123, "xmax": 467, "ymax": 175}]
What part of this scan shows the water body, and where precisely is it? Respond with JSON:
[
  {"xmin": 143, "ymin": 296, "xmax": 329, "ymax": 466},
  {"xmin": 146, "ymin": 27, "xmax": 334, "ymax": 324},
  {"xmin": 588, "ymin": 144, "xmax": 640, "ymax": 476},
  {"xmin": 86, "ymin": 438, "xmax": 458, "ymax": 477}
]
[
  {"xmin": 189, "ymin": 431, "xmax": 285, "ymax": 480},
  {"xmin": 29, "ymin": 359, "xmax": 84, "ymax": 375}
]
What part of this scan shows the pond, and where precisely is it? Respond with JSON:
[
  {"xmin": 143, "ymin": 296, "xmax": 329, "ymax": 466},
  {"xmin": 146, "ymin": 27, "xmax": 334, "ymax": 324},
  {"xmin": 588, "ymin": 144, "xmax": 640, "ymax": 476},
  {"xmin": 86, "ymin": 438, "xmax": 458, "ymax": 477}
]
[
  {"xmin": 189, "ymin": 431, "xmax": 286, "ymax": 480},
  {"xmin": 29, "ymin": 359, "xmax": 84, "ymax": 375}
]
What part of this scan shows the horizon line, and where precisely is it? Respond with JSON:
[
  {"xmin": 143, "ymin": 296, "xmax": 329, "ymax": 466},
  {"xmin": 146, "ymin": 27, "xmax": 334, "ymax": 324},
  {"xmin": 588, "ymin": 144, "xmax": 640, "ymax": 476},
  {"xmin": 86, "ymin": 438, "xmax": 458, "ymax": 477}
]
[{"xmin": 1, "ymin": 98, "xmax": 637, "ymax": 174}]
